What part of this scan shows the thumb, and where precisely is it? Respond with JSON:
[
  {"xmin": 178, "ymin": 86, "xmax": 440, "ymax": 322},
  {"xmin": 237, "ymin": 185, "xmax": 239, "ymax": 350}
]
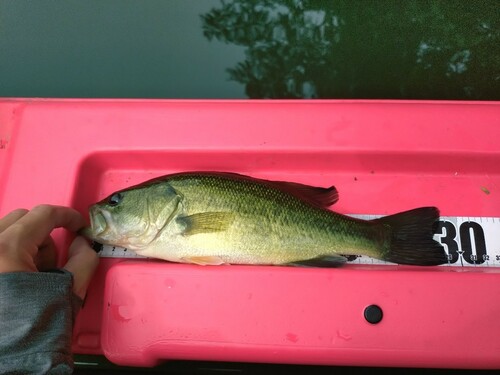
[{"xmin": 63, "ymin": 236, "xmax": 99, "ymax": 300}]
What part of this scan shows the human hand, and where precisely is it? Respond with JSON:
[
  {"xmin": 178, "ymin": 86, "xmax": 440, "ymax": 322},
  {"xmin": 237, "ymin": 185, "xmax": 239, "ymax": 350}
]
[{"xmin": 0, "ymin": 205, "xmax": 99, "ymax": 299}]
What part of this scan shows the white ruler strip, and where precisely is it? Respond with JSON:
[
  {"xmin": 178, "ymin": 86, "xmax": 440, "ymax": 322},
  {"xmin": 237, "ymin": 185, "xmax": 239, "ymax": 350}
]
[{"xmin": 97, "ymin": 216, "xmax": 500, "ymax": 268}]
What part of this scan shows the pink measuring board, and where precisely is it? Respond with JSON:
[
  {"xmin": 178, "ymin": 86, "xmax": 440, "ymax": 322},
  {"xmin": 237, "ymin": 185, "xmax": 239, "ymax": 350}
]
[{"xmin": 0, "ymin": 99, "xmax": 499, "ymax": 369}]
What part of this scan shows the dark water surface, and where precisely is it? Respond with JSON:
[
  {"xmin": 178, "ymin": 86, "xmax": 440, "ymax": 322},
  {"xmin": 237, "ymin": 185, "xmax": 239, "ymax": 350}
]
[{"xmin": 0, "ymin": 0, "xmax": 498, "ymax": 99}]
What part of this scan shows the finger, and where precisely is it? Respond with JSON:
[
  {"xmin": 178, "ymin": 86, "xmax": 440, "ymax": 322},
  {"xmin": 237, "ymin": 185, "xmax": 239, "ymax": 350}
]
[
  {"xmin": 34, "ymin": 235, "xmax": 57, "ymax": 271},
  {"xmin": 4, "ymin": 205, "xmax": 86, "ymax": 250},
  {"xmin": 0, "ymin": 209, "xmax": 29, "ymax": 233},
  {"xmin": 63, "ymin": 236, "xmax": 99, "ymax": 300}
]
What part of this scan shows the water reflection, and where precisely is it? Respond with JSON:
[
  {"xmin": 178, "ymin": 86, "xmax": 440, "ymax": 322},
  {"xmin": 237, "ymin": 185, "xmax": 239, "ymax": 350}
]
[{"xmin": 201, "ymin": 0, "xmax": 499, "ymax": 99}]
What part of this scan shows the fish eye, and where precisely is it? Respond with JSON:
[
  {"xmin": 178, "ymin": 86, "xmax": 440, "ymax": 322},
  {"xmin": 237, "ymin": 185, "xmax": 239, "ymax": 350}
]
[{"xmin": 108, "ymin": 193, "xmax": 123, "ymax": 206}]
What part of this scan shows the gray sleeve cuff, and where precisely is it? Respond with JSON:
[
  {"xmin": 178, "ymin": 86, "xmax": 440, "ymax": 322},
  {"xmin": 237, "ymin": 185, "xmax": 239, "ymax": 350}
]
[{"xmin": 0, "ymin": 270, "xmax": 83, "ymax": 374}]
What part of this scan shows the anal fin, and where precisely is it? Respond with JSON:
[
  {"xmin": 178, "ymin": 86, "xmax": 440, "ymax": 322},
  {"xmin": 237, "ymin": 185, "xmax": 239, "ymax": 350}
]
[{"xmin": 286, "ymin": 255, "xmax": 347, "ymax": 268}]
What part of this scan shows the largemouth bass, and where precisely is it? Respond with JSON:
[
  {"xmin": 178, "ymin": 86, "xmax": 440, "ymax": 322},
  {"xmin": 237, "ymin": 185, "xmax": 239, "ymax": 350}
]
[{"xmin": 81, "ymin": 172, "xmax": 447, "ymax": 267}]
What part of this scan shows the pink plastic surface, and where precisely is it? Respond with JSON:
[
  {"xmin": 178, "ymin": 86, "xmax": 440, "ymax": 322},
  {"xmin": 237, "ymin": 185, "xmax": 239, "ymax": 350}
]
[{"xmin": 0, "ymin": 99, "xmax": 499, "ymax": 369}]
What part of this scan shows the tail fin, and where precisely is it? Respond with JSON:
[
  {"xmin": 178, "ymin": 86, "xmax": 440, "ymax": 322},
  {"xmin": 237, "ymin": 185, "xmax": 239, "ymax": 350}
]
[{"xmin": 373, "ymin": 207, "xmax": 448, "ymax": 266}]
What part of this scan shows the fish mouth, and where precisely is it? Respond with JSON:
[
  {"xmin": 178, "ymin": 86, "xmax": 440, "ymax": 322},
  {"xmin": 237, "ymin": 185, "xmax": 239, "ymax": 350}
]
[{"xmin": 88, "ymin": 206, "xmax": 109, "ymax": 238}]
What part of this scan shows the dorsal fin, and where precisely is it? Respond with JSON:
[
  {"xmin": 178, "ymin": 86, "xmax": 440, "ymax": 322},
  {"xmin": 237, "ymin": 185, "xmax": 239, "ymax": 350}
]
[
  {"xmin": 190, "ymin": 172, "xmax": 339, "ymax": 207},
  {"xmin": 268, "ymin": 180, "xmax": 339, "ymax": 207},
  {"xmin": 118, "ymin": 171, "xmax": 339, "ymax": 208}
]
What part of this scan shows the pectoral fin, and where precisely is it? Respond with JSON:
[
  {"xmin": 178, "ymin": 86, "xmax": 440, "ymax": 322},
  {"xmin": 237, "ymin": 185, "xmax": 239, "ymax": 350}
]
[
  {"xmin": 178, "ymin": 212, "xmax": 235, "ymax": 236},
  {"xmin": 182, "ymin": 256, "xmax": 225, "ymax": 265},
  {"xmin": 286, "ymin": 255, "xmax": 347, "ymax": 268}
]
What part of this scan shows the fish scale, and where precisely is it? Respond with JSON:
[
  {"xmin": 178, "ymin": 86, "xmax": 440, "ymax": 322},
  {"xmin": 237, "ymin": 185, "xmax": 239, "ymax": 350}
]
[{"xmin": 168, "ymin": 174, "xmax": 382, "ymax": 263}]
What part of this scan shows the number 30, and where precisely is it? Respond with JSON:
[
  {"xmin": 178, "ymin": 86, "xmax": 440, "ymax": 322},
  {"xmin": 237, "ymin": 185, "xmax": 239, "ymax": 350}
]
[{"xmin": 435, "ymin": 221, "xmax": 487, "ymax": 264}]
